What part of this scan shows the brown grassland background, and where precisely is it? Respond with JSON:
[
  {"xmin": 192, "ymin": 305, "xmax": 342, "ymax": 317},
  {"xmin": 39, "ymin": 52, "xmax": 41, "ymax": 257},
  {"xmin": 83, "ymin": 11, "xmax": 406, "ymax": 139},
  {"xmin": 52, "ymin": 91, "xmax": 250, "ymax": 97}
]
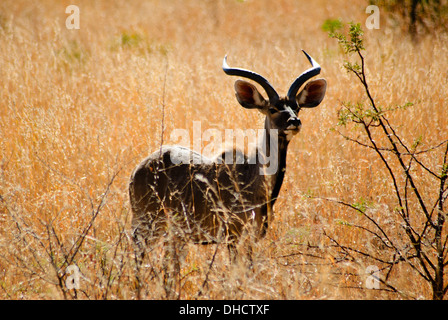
[{"xmin": 0, "ymin": 0, "xmax": 447, "ymax": 299}]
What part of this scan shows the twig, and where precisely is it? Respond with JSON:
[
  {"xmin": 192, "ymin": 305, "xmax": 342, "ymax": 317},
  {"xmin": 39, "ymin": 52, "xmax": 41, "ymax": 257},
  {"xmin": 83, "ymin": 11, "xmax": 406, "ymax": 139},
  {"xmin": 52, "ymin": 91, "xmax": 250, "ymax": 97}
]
[{"xmin": 158, "ymin": 58, "xmax": 169, "ymax": 157}]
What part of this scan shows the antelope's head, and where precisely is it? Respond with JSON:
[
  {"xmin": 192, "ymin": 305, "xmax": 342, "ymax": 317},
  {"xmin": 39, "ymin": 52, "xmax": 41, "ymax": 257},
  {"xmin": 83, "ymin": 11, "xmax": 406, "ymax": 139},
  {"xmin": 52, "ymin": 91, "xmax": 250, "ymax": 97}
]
[{"xmin": 223, "ymin": 50, "xmax": 327, "ymax": 141}]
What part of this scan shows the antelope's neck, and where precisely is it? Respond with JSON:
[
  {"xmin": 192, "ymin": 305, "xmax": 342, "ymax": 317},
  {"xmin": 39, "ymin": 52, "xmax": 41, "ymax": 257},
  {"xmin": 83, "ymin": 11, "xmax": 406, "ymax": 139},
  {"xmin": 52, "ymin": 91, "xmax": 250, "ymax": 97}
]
[{"xmin": 258, "ymin": 117, "xmax": 290, "ymax": 208}]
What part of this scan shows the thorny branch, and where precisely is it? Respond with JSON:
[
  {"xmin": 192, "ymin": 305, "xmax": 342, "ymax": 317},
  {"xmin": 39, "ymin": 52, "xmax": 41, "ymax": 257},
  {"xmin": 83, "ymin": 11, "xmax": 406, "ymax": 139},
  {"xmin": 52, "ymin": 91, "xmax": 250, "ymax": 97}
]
[
  {"xmin": 328, "ymin": 22, "xmax": 447, "ymax": 299},
  {"xmin": 1, "ymin": 155, "xmax": 123, "ymax": 299}
]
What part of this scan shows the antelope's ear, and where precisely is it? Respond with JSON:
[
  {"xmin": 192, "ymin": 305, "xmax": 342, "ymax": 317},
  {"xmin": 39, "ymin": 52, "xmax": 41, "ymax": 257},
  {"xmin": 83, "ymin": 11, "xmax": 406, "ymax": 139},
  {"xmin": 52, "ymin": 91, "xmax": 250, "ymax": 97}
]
[
  {"xmin": 296, "ymin": 79, "xmax": 327, "ymax": 108},
  {"xmin": 234, "ymin": 80, "xmax": 267, "ymax": 109}
]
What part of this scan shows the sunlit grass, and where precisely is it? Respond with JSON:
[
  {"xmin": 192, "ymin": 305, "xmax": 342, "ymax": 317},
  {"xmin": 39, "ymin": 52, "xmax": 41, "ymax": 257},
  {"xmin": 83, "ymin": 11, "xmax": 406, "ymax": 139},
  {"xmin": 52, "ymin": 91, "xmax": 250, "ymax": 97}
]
[{"xmin": 0, "ymin": 0, "xmax": 446, "ymax": 299}]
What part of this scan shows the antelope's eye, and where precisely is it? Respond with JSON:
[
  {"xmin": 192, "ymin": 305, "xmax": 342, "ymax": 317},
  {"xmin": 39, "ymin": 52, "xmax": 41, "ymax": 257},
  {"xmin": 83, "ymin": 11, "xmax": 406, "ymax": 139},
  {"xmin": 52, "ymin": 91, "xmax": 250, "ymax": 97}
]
[{"xmin": 268, "ymin": 108, "xmax": 277, "ymax": 114}]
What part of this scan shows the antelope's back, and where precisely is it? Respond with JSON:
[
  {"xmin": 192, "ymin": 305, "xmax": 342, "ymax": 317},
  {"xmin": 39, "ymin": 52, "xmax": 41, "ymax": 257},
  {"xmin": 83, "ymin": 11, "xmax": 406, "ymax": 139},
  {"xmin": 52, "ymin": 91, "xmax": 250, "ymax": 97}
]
[{"xmin": 129, "ymin": 146, "xmax": 269, "ymax": 242}]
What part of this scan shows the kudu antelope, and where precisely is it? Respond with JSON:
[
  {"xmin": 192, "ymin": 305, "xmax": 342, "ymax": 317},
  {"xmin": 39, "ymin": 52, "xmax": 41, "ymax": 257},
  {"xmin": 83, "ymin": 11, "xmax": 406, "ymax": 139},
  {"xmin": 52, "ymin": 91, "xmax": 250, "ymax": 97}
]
[{"xmin": 129, "ymin": 50, "xmax": 327, "ymax": 260}]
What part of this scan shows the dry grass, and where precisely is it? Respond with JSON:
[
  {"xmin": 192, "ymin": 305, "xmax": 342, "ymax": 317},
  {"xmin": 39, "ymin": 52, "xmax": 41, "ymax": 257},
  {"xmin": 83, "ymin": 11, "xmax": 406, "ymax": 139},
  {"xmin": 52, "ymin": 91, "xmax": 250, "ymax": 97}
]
[{"xmin": 0, "ymin": 0, "xmax": 447, "ymax": 299}]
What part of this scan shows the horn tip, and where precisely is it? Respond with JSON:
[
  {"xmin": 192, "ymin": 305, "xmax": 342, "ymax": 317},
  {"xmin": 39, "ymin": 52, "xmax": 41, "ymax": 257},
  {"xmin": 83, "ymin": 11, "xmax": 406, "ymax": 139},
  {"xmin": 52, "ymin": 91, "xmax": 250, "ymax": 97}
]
[
  {"xmin": 301, "ymin": 49, "xmax": 312, "ymax": 60},
  {"xmin": 222, "ymin": 55, "xmax": 229, "ymax": 70},
  {"xmin": 300, "ymin": 50, "xmax": 319, "ymax": 68}
]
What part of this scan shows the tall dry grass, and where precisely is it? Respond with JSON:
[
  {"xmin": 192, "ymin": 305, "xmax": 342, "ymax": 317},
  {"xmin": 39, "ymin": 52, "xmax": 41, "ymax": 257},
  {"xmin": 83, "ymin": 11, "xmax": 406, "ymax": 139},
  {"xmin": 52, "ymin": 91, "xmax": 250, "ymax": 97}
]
[{"xmin": 0, "ymin": 0, "xmax": 447, "ymax": 299}]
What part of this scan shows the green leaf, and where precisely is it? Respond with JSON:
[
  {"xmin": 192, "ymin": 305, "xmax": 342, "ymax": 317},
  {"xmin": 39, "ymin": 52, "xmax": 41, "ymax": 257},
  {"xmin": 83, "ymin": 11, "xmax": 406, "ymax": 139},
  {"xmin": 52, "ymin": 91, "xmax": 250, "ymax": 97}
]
[{"xmin": 322, "ymin": 18, "xmax": 344, "ymax": 34}]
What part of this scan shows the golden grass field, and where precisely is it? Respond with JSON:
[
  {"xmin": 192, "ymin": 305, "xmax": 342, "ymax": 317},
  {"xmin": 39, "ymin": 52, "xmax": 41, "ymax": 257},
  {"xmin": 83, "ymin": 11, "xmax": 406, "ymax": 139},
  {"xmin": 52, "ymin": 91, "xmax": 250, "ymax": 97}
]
[{"xmin": 0, "ymin": 0, "xmax": 447, "ymax": 299}]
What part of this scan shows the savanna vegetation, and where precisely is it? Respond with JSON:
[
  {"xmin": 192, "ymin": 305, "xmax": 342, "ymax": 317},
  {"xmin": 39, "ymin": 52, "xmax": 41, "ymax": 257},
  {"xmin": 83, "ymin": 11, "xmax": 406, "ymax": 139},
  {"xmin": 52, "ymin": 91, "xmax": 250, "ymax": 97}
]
[{"xmin": 0, "ymin": 0, "xmax": 447, "ymax": 299}]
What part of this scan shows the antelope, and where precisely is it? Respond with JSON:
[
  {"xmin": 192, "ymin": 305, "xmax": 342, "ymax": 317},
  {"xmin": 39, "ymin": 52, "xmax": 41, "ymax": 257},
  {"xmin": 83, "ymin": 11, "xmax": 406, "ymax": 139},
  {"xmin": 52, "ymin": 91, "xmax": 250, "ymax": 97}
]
[{"xmin": 129, "ymin": 50, "xmax": 327, "ymax": 260}]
